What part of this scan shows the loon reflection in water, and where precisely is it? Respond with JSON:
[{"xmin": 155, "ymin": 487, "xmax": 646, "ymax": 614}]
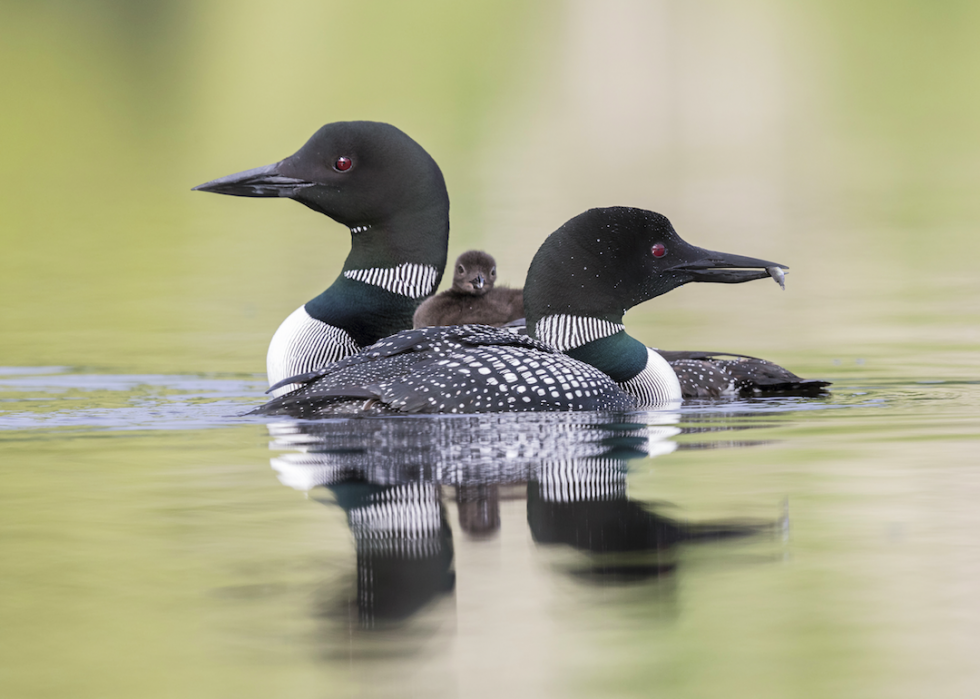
[{"xmin": 269, "ymin": 412, "xmax": 783, "ymax": 630}]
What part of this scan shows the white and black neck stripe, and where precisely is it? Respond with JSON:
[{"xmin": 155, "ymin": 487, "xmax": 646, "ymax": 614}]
[
  {"xmin": 349, "ymin": 224, "xmax": 372, "ymax": 235},
  {"xmin": 537, "ymin": 315, "xmax": 683, "ymax": 406},
  {"xmin": 535, "ymin": 314, "xmax": 625, "ymax": 352},
  {"xmin": 343, "ymin": 262, "xmax": 440, "ymax": 299}
]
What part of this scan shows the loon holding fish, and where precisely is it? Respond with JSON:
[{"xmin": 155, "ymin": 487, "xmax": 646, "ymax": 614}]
[{"xmin": 254, "ymin": 207, "xmax": 828, "ymax": 417}]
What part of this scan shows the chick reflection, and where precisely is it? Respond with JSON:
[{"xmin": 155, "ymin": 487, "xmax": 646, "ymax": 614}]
[
  {"xmin": 455, "ymin": 484, "xmax": 500, "ymax": 538},
  {"xmin": 529, "ymin": 460, "xmax": 769, "ymax": 583}
]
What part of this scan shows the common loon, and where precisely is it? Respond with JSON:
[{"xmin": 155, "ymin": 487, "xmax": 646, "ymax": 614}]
[
  {"xmin": 253, "ymin": 207, "xmax": 827, "ymax": 417},
  {"xmin": 193, "ymin": 121, "xmax": 450, "ymax": 395},
  {"xmin": 413, "ymin": 250, "xmax": 524, "ymax": 328}
]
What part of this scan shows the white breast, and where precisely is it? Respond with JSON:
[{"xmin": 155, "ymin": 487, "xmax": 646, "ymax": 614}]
[
  {"xmin": 266, "ymin": 306, "xmax": 361, "ymax": 396},
  {"xmin": 618, "ymin": 347, "xmax": 682, "ymax": 407}
]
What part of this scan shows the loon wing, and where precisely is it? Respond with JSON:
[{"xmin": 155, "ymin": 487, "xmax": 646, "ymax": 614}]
[
  {"xmin": 268, "ymin": 324, "xmax": 556, "ymax": 395},
  {"xmin": 655, "ymin": 349, "xmax": 831, "ymax": 398},
  {"xmin": 253, "ymin": 325, "xmax": 634, "ymax": 417}
]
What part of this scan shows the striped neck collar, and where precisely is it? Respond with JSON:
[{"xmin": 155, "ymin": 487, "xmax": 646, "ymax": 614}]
[
  {"xmin": 343, "ymin": 263, "xmax": 440, "ymax": 299},
  {"xmin": 534, "ymin": 314, "xmax": 625, "ymax": 352}
]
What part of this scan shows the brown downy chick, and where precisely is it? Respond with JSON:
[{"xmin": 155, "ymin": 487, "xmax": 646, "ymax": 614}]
[{"xmin": 413, "ymin": 250, "xmax": 524, "ymax": 328}]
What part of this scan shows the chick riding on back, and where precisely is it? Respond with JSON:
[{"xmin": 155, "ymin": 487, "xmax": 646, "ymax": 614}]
[{"xmin": 413, "ymin": 250, "xmax": 524, "ymax": 328}]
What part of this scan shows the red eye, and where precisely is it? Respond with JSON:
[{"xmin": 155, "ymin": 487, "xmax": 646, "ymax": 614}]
[
  {"xmin": 334, "ymin": 156, "xmax": 352, "ymax": 172},
  {"xmin": 651, "ymin": 243, "xmax": 666, "ymax": 258}
]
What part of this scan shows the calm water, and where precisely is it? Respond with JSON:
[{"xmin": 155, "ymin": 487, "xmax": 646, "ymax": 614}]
[
  {"xmin": 3, "ymin": 364, "xmax": 979, "ymax": 698},
  {"xmin": 3, "ymin": 2, "xmax": 980, "ymax": 698}
]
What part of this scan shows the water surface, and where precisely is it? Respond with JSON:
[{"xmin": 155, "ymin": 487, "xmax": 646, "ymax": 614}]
[
  {"xmin": 3, "ymin": 2, "xmax": 980, "ymax": 697},
  {"xmin": 3, "ymin": 363, "xmax": 979, "ymax": 698}
]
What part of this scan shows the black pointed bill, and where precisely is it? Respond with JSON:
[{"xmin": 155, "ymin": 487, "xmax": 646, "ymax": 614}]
[
  {"xmin": 672, "ymin": 248, "xmax": 788, "ymax": 284},
  {"xmin": 192, "ymin": 162, "xmax": 315, "ymax": 198}
]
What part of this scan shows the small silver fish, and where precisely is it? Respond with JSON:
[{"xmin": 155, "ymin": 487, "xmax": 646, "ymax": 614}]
[{"xmin": 767, "ymin": 266, "xmax": 786, "ymax": 290}]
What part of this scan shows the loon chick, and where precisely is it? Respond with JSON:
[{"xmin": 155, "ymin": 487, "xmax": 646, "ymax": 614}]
[
  {"xmin": 193, "ymin": 121, "xmax": 449, "ymax": 394},
  {"xmin": 413, "ymin": 250, "xmax": 524, "ymax": 328},
  {"xmin": 253, "ymin": 207, "xmax": 820, "ymax": 417}
]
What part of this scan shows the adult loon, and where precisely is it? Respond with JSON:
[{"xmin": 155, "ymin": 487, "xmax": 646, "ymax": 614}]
[
  {"xmin": 193, "ymin": 121, "xmax": 449, "ymax": 395},
  {"xmin": 413, "ymin": 250, "xmax": 524, "ymax": 328},
  {"xmin": 253, "ymin": 207, "xmax": 828, "ymax": 417}
]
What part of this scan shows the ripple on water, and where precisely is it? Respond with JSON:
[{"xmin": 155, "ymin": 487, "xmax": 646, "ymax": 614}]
[
  {"xmin": 0, "ymin": 365, "xmax": 891, "ymax": 434},
  {"xmin": 0, "ymin": 366, "xmax": 268, "ymax": 432}
]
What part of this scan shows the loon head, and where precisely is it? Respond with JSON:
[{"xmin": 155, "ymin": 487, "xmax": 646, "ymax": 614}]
[
  {"xmin": 451, "ymin": 250, "xmax": 497, "ymax": 296},
  {"xmin": 524, "ymin": 207, "xmax": 787, "ymax": 329},
  {"xmin": 193, "ymin": 120, "xmax": 449, "ymax": 233}
]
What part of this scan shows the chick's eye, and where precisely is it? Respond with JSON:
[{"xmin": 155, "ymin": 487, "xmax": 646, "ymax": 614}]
[
  {"xmin": 651, "ymin": 243, "xmax": 666, "ymax": 258},
  {"xmin": 490, "ymin": 267, "xmax": 496, "ymax": 277},
  {"xmin": 456, "ymin": 265, "xmax": 465, "ymax": 274},
  {"xmin": 333, "ymin": 156, "xmax": 352, "ymax": 172}
]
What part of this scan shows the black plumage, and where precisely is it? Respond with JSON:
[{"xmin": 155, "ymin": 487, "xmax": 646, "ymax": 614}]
[
  {"xmin": 659, "ymin": 350, "xmax": 829, "ymax": 398},
  {"xmin": 413, "ymin": 251, "xmax": 524, "ymax": 328},
  {"xmin": 256, "ymin": 325, "xmax": 635, "ymax": 417}
]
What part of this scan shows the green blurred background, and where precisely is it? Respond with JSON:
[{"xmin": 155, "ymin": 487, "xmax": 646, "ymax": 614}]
[
  {"xmin": 3, "ymin": 0, "xmax": 978, "ymax": 376},
  {"xmin": 3, "ymin": 4, "xmax": 980, "ymax": 699}
]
